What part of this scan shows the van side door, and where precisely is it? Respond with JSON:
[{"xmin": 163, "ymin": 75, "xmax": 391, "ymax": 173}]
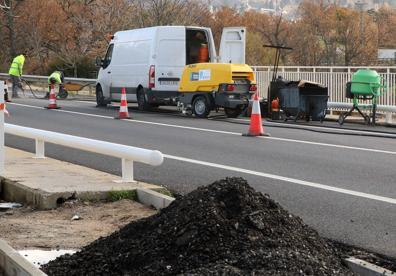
[{"xmin": 219, "ymin": 27, "xmax": 246, "ymax": 64}]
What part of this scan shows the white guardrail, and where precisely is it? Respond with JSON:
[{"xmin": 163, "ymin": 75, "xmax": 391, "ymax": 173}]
[
  {"xmin": 4, "ymin": 123, "xmax": 164, "ymax": 182},
  {"xmin": 0, "ymin": 73, "xmax": 95, "ymax": 84}
]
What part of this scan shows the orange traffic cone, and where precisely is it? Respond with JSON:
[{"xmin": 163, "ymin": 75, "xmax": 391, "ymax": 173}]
[
  {"xmin": 243, "ymin": 93, "xmax": 269, "ymax": 137},
  {"xmin": 45, "ymin": 84, "xmax": 60, "ymax": 109},
  {"xmin": 115, "ymin": 88, "xmax": 131, "ymax": 119}
]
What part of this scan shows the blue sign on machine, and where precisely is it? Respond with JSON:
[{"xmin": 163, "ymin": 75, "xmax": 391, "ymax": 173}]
[{"xmin": 190, "ymin": 72, "xmax": 199, "ymax": 81}]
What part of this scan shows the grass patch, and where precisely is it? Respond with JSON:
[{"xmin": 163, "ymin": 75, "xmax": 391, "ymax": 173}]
[
  {"xmin": 108, "ymin": 189, "xmax": 137, "ymax": 202},
  {"xmin": 158, "ymin": 189, "xmax": 173, "ymax": 197}
]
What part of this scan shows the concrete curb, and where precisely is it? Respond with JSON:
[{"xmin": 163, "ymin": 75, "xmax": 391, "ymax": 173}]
[
  {"xmin": 136, "ymin": 188, "xmax": 175, "ymax": 209},
  {"xmin": 0, "ymin": 177, "xmax": 65, "ymax": 210},
  {"xmin": 0, "ymin": 239, "xmax": 46, "ymax": 276},
  {"xmin": 0, "ymin": 177, "xmax": 170, "ymax": 210},
  {"xmin": 345, "ymin": 257, "xmax": 395, "ymax": 275}
]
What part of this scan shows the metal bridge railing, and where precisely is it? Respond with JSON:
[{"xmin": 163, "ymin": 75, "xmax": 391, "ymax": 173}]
[{"xmin": 251, "ymin": 66, "xmax": 396, "ymax": 110}]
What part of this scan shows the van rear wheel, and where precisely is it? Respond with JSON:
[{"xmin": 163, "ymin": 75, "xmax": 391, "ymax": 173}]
[
  {"xmin": 192, "ymin": 96, "xmax": 210, "ymax": 118},
  {"xmin": 137, "ymin": 89, "xmax": 150, "ymax": 111}
]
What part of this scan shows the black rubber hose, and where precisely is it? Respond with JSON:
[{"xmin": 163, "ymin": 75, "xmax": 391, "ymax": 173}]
[{"xmin": 21, "ymin": 79, "xmax": 47, "ymax": 99}]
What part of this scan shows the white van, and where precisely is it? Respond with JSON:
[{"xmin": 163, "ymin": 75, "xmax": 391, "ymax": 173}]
[{"xmin": 95, "ymin": 26, "xmax": 246, "ymax": 110}]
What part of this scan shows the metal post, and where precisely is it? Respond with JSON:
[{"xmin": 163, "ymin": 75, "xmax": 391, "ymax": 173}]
[
  {"xmin": 386, "ymin": 68, "xmax": 390, "ymax": 106},
  {"xmin": 330, "ymin": 68, "xmax": 334, "ymax": 115},
  {"xmin": 35, "ymin": 139, "xmax": 45, "ymax": 158},
  {"xmin": 0, "ymin": 81, "xmax": 4, "ymax": 175},
  {"xmin": 121, "ymin": 158, "xmax": 135, "ymax": 183}
]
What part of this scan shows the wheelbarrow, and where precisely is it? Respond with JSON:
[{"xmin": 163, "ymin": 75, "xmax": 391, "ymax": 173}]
[{"xmin": 62, "ymin": 82, "xmax": 92, "ymax": 99}]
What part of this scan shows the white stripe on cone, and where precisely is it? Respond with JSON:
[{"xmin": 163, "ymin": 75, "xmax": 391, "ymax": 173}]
[
  {"xmin": 47, "ymin": 85, "xmax": 58, "ymax": 108},
  {"xmin": 251, "ymin": 95, "xmax": 261, "ymax": 115},
  {"xmin": 116, "ymin": 88, "xmax": 131, "ymax": 119}
]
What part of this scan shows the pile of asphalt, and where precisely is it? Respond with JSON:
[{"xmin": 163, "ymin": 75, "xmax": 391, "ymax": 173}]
[{"xmin": 42, "ymin": 177, "xmax": 353, "ymax": 275}]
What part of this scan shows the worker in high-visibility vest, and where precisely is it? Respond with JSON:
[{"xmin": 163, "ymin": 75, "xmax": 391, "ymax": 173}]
[
  {"xmin": 8, "ymin": 52, "xmax": 26, "ymax": 98},
  {"xmin": 46, "ymin": 70, "xmax": 65, "ymax": 99}
]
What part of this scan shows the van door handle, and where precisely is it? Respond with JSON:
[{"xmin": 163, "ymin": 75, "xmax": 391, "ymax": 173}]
[{"xmin": 107, "ymin": 71, "xmax": 111, "ymax": 74}]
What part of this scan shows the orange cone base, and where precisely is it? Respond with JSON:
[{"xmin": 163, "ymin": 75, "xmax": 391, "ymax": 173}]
[
  {"xmin": 242, "ymin": 132, "xmax": 270, "ymax": 137},
  {"xmin": 115, "ymin": 114, "xmax": 131, "ymax": 119},
  {"xmin": 45, "ymin": 106, "xmax": 61, "ymax": 109},
  {"xmin": 243, "ymin": 112, "xmax": 269, "ymax": 136}
]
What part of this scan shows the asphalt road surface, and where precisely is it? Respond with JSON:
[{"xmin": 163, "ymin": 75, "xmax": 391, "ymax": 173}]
[{"xmin": 4, "ymin": 98, "xmax": 396, "ymax": 258}]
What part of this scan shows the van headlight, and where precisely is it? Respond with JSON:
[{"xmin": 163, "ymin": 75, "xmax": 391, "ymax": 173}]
[{"xmin": 228, "ymin": 95, "xmax": 235, "ymax": 99}]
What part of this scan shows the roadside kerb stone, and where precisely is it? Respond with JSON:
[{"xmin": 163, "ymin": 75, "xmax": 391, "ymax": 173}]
[
  {"xmin": 136, "ymin": 188, "xmax": 175, "ymax": 209},
  {"xmin": 345, "ymin": 257, "xmax": 395, "ymax": 276},
  {"xmin": 0, "ymin": 239, "xmax": 47, "ymax": 276},
  {"xmin": 0, "ymin": 177, "xmax": 168, "ymax": 210}
]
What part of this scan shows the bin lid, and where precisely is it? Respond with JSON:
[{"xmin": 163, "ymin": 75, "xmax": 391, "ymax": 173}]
[{"xmin": 298, "ymin": 80, "xmax": 325, "ymax": 88}]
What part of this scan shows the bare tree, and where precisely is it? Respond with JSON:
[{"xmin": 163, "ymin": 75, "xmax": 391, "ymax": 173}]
[
  {"xmin": 135, "ymin": 0, "xmax": 210, "ymax": 27},
  {"xmin": 0, "ymin": 0, "xmax": 24, "ymax": 59}
]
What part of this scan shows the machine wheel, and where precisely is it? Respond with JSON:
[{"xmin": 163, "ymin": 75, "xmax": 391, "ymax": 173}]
[
  {"xmin": 96, "ymin": 86, "xmax": 107, "ymax": 107},
  {"xmin": 338, "ymin": 113, "xmax": 346, "ymax": 125},
  {"xmin": 192, "ymin": 96, "xmax": 210, "ymax": 118},
  {"xmin": 224, "ymin": 107, "xmax": 242, "ymax": 118},
  {"xmin": 137, "ymin": 89, "xmax": 150, "ymax": 111}
]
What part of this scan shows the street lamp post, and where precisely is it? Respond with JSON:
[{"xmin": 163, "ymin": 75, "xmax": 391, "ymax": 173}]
[{"xmin": 355, "ymin": 0, "xmax": 367, "ymax": 43}]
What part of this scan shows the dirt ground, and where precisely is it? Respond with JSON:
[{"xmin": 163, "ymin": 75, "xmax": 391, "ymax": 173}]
[{"xmin": 0, "ymin": 199, "xmax": 156, "ymax": 250}]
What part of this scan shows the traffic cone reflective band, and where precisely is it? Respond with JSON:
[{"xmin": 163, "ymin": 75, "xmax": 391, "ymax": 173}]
[
  {"xmin": 115, "ymin": 88, "xmax": 131, "ymax": 119},
  {"xmin": 243, "ymin": 93, "xmax": 269, "ymax": 137},
  {"xmin": 45, "ymin": 84, "xmax": 60, "ymax": 109},
  {"xmin": 0, "ymin": 103, "xmax": 9, "ymax": 117}
]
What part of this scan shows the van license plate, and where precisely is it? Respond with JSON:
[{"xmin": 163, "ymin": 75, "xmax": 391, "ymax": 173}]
[{"xmin": 159, "ymin": 81, "xmax": 179, "ymax": 85}]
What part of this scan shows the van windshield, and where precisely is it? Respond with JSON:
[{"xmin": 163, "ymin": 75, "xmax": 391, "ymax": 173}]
[
  {"xmin": 186, "ymin": 30, "xmax": 209, "ymax": 65},
  {"xmin": 103, "ymin": 44, "xmax": 114, "ymax": 68}
]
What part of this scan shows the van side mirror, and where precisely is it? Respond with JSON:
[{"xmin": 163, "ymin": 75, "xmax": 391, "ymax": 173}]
[{"xmin": 95, "ymin": 57, "xmax": 103, "ymax": 67}]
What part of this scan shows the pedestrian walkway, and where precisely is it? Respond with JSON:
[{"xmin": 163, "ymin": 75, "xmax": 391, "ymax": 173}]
[{"xmin": 1, "ymin": 147, "xmax": 164, "ymax": 209}]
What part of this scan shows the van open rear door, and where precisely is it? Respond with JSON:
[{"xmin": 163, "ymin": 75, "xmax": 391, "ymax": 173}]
[
  {"xmin": 219, "ymin": 27, "xmax": 246, "ymax": 64},
  {"xmin": 156, "ymin": 27, "xmax": 186, "ymax": 93}
]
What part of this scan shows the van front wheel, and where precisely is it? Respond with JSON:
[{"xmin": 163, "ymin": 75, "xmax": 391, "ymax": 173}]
[
  {"xmin": 96, "ymin": 86, "xmax": 107, "ymax": 107},
  {"xmin": 137, "ymin": 89, "xmax": 150, "ymax": 111},
  {"xmin": 192, "ymin": 96, "xmax": 210, "ymax": 118}
]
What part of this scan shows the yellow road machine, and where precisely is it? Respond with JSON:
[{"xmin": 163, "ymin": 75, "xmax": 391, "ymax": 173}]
[{"xmin": 177, "ymin": 63, "xmax": 257, "ymax": 118}]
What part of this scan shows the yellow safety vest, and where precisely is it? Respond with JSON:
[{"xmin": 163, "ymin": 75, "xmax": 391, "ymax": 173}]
[
  {"xmin": 48, "ymin": 71, "xmax": 62, "ymax": 84},
  {"xmin": 8, "ymin": 55, "xmax": 25, "ymax": 77}
]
